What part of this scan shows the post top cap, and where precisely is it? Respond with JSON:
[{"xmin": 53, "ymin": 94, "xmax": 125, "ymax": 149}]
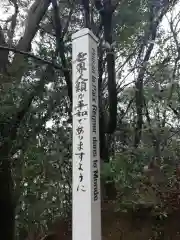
[{"xmin": 72, "ymin": 28, "xmax": 98, "ymax": 42}]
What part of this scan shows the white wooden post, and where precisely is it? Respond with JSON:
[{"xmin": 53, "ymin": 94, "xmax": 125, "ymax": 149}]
[{"xmin": 72, "ymin": 28, "xmax": 101, "ymax": 240}]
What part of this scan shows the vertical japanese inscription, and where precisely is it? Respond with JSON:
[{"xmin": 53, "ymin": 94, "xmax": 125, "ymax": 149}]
[
  {"xmin": 91, "ymin": 47, "xmax": 100, "ymax": 201},
  {"xmin": 74, "ymin": 52, "xmax": 88, "ymax": 192}
]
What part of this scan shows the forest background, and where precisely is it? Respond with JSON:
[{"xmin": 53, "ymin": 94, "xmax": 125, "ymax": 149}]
[{"xmin": 1, "ymin": 0, "xmax": 180, "ymax": 239}]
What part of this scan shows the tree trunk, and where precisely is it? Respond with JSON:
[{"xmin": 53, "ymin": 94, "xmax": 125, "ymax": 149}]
[{"xmin": 0, "ymin": 145, "xmax": 15, "ymax": 240}]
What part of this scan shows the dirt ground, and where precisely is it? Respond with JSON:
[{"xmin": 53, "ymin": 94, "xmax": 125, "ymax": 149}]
[
  {"xmin": 102, "ymin": 204, "xmax": 180, "ymax": 240},
  {"xmin": 43, "ymin": 203, "xmax": 180, "ymax": 240}
]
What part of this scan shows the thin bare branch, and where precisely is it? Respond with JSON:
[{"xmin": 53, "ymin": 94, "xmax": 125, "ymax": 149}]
[{"xmin": 0, "ymin": 45, "xmax": 70, "ymax": 72}]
